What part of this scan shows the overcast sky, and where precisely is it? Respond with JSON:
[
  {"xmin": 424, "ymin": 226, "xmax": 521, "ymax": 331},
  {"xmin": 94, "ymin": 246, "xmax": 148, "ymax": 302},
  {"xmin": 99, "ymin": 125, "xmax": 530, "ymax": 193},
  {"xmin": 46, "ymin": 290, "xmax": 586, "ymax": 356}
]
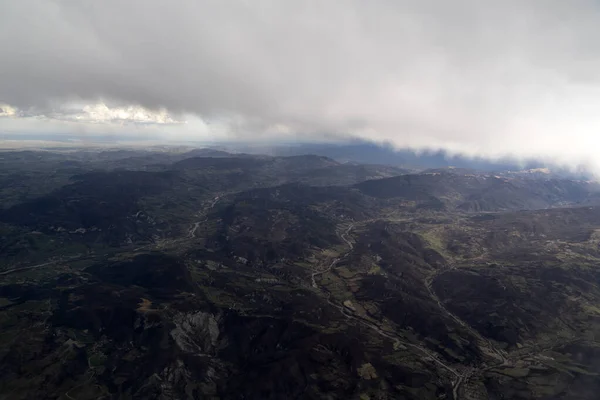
[{"xmin": 2, "ymin": 1, "xmax": 600, "ymax": 166}]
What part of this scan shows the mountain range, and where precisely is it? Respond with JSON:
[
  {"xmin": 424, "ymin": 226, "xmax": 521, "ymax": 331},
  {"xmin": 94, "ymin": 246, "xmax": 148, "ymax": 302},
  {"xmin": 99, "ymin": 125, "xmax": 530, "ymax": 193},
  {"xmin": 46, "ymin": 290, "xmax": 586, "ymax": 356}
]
[{"xmin": 1, "ymin": 147, "xmax": 600, "ymax": 399}]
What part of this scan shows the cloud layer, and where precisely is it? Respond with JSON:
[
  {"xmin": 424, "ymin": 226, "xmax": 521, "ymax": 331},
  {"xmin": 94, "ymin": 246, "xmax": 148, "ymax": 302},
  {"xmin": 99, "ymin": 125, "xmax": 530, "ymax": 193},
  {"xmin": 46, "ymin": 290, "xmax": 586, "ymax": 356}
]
[{"xmin": 3, "ymin": 1, "xmax": 600, "ymax": 166}]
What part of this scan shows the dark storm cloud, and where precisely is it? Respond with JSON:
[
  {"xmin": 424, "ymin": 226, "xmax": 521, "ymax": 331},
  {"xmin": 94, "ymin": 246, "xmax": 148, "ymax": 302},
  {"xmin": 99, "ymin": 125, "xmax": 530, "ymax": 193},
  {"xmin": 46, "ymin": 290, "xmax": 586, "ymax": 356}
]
[{"xmin": 3, "ymin": 1, "xmax": 600, "ymax": 164}]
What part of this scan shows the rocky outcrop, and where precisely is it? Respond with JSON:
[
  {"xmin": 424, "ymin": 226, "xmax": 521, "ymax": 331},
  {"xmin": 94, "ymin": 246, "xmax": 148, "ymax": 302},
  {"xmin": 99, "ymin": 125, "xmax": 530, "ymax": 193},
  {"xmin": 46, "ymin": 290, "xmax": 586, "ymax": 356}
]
[{"xmin": 170, "ymin": 311, "xmax": 220, "ymax": 355}]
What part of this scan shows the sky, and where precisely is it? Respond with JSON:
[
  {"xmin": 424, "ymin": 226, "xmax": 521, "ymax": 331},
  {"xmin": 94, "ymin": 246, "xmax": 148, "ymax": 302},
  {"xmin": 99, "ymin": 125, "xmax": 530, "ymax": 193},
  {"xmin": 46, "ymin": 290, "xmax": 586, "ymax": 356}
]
[{"xmin": 2, "ymin": 1, "xmax": 600, "ymax": 168}]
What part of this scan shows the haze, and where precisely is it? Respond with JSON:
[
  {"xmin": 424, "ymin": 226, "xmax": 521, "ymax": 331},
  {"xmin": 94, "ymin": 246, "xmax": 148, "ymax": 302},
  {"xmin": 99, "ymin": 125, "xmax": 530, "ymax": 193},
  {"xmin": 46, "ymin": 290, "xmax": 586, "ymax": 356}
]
[{"xmin": 2, "ymin": 1, "xmax": 600, "ymax": 168}]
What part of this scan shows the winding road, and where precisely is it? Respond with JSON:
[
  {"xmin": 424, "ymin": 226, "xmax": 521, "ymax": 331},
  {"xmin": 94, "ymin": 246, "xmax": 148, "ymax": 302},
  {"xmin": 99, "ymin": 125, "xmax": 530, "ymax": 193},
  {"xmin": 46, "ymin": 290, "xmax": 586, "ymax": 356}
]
[
  {"xmin": 3, "ymin": 195, "xmax": 224, "ymax": 277},
  {"xmin": 425, "ymin": 270, "xmax": 508, "ymax": 366},
  {"xmin": 188, "ymin": 195, "xmax": 221, "ymax": 238},
  {"xmin": 311, "ymin": 224, "xmax": 354, "ymax": 288},
  {"xmin": 310, "ymin": 222, "xmax": 466, "ymax": 398},
  {"xmin": 0, "ymin": 254, "xmax": 90, "ymax": 277}
]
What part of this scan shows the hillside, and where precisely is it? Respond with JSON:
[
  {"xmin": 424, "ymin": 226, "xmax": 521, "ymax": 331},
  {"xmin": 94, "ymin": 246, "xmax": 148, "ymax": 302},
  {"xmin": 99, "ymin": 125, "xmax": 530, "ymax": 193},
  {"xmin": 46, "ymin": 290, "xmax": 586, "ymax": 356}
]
[
  {"xmin": 355, "ymin": 171, "xmax": 598, "ymax": 211},
  {"xmin": 1, "ymin": 149, "xmax": 600, "ymax": 399}
]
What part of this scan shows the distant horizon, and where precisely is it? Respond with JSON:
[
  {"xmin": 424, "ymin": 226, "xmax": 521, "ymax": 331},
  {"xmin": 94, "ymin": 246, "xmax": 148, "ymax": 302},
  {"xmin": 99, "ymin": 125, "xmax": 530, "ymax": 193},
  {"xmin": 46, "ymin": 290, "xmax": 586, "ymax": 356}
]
[{"xmin": 0, "ymin": 134, "xmax": 594, "ymax": 179}]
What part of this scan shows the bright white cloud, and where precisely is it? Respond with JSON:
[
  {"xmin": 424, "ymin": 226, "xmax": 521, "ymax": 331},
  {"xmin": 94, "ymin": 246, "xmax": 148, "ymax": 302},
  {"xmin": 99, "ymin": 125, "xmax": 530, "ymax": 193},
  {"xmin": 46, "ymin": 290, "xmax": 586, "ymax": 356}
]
[
  {"xmin": 0, "ymin": 104, "xmax": 17, "ymax": 117},
  {"xmin": 0, "ymin": 102, "xmax": 184, "ymax": 125},
  {"xmin": 52, "ymin": 103, "xmax": 184, "ymax": 125}
]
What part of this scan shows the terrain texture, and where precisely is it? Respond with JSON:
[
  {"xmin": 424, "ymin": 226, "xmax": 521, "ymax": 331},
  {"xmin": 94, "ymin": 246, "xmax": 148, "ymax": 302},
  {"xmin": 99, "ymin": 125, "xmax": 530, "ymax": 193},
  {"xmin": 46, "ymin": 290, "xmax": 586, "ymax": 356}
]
[{"xmin": 2, "ymin": 148, "xmax": 600, "ymax": 399}]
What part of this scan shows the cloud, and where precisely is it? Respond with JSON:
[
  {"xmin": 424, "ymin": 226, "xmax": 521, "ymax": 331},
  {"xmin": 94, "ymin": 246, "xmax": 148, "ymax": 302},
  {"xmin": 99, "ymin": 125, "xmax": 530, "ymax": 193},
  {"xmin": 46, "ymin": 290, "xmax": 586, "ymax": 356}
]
[
  {"xmin": 2, "ymin": 102, "xmax": 183, "ymax": 125},
  {"xmin": 2, "ymin": 1, "xmax": 600, "ymax": 167},
  {"xmin": 0, "ymin": 104, "xmax": 18, "ymax": 118},
  {"xmin": 48, "ymin": 103, "xmax": 184, "ymax": 125}
]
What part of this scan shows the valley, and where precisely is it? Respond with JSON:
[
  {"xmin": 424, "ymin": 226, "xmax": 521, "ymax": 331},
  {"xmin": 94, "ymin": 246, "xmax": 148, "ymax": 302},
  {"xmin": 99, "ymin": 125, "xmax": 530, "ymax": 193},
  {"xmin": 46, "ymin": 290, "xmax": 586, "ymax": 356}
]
[{"xmin": 2, "ymin": 148, "xmax": 600, "ymax": 399}]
